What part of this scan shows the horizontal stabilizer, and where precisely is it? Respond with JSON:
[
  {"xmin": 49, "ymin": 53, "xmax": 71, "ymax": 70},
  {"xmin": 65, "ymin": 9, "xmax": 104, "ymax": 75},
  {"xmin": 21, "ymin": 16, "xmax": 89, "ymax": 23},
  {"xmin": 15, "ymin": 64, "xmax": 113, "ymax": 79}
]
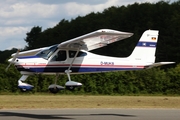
[{"xmin": 145, "ymin": 62, "xmax": 175, "ymax": 69}]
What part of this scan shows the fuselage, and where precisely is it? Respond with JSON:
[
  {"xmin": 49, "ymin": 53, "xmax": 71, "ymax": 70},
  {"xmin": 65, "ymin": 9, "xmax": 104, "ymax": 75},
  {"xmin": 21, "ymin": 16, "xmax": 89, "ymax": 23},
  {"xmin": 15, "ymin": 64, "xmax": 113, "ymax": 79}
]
[
  {"xmin": 14, "ymin": 49, "xmax": 148, "ymax": 75},
  {"xmin": 9, "ymin": 30, "xmax": 159, "ymax": 75}
]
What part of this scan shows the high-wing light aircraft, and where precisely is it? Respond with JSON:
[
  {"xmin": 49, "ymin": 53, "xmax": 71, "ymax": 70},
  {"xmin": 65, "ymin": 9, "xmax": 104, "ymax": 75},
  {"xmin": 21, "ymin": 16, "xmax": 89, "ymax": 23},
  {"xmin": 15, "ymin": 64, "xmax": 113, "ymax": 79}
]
[{"xmin": 7, "ymin": 29, "xmax": 174, "ymax": 93}]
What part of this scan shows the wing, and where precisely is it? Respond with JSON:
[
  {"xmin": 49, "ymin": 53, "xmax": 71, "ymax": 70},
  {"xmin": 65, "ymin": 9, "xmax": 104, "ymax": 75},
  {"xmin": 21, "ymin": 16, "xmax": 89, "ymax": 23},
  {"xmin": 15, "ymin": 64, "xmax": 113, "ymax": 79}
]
[
  {"xmin": 11, "ymin": 47, "xmax": 48, "ymax": 57},
  {"xmin": 11, "ymin": 29, "xmax": 132, "ymax": 57},
  {"xmin": 58, "ymin": 29, "xmax": 133, "ymax": 51}
]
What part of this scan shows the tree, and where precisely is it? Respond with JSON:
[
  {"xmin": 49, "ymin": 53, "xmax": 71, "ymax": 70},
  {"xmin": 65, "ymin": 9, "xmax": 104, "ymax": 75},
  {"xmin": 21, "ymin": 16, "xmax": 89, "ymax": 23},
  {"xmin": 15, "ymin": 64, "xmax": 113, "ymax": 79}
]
[{"xmin": 24, "ymin": 26, "xmax": 42, "ymax": 49}]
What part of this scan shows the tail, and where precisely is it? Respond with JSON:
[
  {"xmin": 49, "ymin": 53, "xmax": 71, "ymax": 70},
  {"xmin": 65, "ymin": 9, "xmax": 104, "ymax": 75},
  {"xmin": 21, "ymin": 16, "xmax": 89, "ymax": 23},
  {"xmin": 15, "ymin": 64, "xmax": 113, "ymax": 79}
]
[{"xmin": 128, "ymin": 30, "xmax": 159, "ymax": 64}]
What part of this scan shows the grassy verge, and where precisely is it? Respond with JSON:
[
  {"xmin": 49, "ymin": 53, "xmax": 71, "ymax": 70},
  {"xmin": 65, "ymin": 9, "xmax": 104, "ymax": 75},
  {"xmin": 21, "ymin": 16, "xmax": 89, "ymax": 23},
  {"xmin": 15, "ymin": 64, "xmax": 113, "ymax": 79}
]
[{"xmin": 0, "ymin": 95, "xmax": 180, "ymax": 109}]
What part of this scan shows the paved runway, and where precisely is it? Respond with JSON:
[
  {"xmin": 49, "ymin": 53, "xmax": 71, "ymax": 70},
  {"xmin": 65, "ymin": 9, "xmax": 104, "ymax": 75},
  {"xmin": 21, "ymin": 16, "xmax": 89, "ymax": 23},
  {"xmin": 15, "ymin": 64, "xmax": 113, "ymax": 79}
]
[{"xmin": 0, "ymin": 108, "xmax": 180, "ymax": 120}]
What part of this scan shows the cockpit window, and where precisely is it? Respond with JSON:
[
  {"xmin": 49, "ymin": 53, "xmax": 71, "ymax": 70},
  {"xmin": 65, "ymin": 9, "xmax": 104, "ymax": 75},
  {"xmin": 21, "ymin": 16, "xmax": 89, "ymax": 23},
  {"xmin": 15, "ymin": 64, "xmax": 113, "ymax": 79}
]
[
  {"xmin": 51, "ymin": 50, "xmax": 67, "ymax": 61},
  {"xmin": 36, "ymin": 44, "xmax": 58, "ymax": 59},
  {"xmin": 69, "ymin": 50, "xmax": 87, "ymax": 58}
]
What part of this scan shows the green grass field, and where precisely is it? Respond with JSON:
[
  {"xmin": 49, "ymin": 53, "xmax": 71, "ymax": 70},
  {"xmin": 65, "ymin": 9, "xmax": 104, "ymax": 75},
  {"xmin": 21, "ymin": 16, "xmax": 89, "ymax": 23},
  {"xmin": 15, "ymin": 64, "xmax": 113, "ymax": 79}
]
[{"xmin": 0, "ymin": 95, "xmax": 180, "ymax": 109}]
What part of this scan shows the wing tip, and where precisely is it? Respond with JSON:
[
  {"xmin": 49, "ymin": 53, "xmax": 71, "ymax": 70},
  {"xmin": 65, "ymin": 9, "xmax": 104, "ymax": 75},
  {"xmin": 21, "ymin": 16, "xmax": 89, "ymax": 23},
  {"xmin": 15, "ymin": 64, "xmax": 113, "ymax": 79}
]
[{"xmin": 96, "ymin": 29, "xmax": 133, "ymax": 35}]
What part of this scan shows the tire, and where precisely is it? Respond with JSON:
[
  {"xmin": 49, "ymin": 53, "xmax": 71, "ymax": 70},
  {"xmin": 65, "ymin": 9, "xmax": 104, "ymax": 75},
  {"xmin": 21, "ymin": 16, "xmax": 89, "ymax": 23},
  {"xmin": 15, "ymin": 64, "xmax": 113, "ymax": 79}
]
[
  {"xmin": 20, "ymin": 88, "xmax": 27, "ymax": 92},
  {"xmin": 49, "ymin": 87, "xmax": 59, "ymax": 94},
  {"xmin": 66, "ymin": 86, "xmax": 75, "ymax": 91}
]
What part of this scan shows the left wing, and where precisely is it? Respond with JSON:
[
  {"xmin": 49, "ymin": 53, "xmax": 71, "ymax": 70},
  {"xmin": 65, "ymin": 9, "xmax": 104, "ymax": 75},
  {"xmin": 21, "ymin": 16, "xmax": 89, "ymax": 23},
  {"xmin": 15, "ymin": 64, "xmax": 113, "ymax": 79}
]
[
  {"xmin": 8, "ymin": 46, "xmax": 49, "ymax": 66},
  {"xmin": 11, "ymin": 47, "xmax": 48, "ymax": 57},
  {"xmin": 58, "ymin": 29, "xmax": 133, "ymax": 51}
]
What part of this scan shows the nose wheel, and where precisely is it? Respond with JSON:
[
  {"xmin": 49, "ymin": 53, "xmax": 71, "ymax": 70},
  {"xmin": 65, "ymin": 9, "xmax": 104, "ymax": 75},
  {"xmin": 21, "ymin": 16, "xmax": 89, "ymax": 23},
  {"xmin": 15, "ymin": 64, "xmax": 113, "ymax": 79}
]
[{"xmin": 18, "ymin": 77, "xmax": 34, "ymax": 92}]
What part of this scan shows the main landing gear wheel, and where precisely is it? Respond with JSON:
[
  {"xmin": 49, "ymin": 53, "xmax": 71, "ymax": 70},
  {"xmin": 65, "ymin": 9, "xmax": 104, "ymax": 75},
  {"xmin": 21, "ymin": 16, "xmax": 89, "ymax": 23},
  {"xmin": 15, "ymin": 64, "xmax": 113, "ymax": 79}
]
[
  {"xmin": 65, "ymin": 81, "xmax": 82, "ymax": 91},
  {"xmin": 48, "ymin": 84, "xmax": 65, "ymax": 94},
  {"xmin": 49, "ymin": 87, "xmax": 59, "ymax": 94},
  {"xmin": 66, "ymin": 86, "xmax": 75, "ymax": 91}
]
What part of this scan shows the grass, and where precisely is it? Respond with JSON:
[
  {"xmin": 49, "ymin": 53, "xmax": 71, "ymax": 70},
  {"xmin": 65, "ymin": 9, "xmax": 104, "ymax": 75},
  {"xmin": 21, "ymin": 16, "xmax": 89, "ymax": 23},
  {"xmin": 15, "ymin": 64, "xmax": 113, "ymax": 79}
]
[{"xmin": 0, "ymin": 95, "xmax": 180, "ymax": 109}]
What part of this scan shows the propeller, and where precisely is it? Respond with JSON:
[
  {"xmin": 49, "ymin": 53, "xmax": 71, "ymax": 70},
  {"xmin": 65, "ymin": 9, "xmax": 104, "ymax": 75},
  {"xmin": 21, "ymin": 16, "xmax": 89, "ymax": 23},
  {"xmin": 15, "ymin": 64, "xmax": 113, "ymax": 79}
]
[{"xmin": 5, "ymin": 49, "xmax": 20, "ymax": 71}]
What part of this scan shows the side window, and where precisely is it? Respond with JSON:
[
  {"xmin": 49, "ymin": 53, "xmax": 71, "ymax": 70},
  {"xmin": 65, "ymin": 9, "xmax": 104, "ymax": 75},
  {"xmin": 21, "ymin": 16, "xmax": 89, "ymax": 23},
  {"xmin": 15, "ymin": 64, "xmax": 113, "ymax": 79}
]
[
  {"xmin": 69, "ymin": 51, "xmax": 76, "ymax": 58},
  {"xmin": 51, "ymin": 50, "xmax": 67, "ymax": 61},
  {"xmin": 69, "ymin": 50, "xmax": 87, "ymax": 58}
]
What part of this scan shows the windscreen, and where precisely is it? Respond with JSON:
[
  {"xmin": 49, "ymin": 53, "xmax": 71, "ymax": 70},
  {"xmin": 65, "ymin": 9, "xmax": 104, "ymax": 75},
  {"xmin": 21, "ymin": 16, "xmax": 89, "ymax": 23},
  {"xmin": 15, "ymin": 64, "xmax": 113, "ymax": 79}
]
[{"xmin": 36, "ymin": 44, "xmax": 58, "ymax": 59}]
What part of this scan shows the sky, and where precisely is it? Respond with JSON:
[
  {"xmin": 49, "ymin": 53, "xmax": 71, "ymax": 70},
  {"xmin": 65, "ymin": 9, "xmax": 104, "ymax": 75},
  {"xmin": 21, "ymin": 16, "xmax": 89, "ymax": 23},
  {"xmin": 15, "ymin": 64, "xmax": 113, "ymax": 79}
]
[{"xmin": 0, "ymin": 0, "xmax": 177, "ymax": 51}]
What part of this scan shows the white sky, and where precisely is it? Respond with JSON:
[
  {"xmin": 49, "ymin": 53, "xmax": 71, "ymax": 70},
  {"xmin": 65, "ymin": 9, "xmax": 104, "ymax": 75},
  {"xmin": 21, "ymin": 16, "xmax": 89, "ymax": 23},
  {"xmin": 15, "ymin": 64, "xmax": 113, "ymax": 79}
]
[{"xmin": 0, "ymin": 0, "xmax": 177, "ymax": 50}]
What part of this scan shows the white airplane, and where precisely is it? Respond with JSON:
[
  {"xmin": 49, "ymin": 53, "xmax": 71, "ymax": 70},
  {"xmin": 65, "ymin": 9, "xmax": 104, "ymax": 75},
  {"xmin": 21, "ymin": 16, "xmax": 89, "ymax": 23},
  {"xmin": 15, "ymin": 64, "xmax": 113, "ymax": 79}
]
[{"xmin": 7, "ymin": 29, "xmax": 174, "ymax": 93}]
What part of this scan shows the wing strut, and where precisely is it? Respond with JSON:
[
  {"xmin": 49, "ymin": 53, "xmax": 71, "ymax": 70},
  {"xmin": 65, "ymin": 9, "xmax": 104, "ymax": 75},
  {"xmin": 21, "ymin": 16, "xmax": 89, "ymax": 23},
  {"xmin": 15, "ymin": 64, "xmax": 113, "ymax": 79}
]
[
  {"xmin": 65, "ymin": 47, "xmax": 80, "ymax": 81},
  {"xmin": 68, "ymin": 48, "xmax": 80, "ymax": 70},
  {"xmin": 65, "ymin": 46, "xmax": 82, "ymax": 90}
]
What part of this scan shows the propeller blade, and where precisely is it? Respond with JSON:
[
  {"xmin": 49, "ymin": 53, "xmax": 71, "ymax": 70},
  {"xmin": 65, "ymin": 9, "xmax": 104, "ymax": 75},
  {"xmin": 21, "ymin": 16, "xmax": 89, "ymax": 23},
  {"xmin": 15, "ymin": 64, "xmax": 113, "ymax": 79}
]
[
  {"xmin": 5, "ymin": 49, "xmax": 20, "ymax": 71},
  {"xmin": 5, "ymin": 63, "xmax": 12, "ymax": 71}
]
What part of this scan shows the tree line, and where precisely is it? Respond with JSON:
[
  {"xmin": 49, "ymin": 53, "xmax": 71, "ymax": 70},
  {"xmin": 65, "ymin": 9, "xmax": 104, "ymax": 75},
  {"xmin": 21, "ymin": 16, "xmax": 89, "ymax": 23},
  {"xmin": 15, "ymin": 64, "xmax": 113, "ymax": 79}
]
[{"xmin": 0, "ymin": 0, "xmax": 180, "ymax": 95}]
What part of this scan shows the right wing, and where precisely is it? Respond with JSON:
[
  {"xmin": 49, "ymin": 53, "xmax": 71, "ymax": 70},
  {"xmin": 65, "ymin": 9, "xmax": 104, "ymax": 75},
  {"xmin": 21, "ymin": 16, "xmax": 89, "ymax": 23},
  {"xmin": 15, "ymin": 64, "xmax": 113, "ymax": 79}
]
[{"xmin": 58, "ymin": 29, "xmax": 133, "ymax": 51}]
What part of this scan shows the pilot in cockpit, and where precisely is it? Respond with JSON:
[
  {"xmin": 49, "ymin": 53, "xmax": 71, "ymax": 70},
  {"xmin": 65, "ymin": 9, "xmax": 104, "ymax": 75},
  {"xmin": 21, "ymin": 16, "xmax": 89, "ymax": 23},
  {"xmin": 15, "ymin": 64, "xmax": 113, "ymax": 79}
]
[{"xmin": 51, "ymin": 50, "xmax": 66, "ymax": 61}]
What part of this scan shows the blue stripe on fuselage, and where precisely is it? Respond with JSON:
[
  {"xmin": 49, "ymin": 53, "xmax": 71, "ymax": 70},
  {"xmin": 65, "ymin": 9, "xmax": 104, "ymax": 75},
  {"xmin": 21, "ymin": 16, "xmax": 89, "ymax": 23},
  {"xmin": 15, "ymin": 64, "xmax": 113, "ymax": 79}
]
[
  {"xmin": 137, "ymin": 41, "xmax": 156, "ymax": 47},
  {"xmin": 18, "ymin": 56, "xmax": 39, "ymax": 59},
  {"xmin": 16, "ymin": 66, "xmax": 143, "ymax": 73}
]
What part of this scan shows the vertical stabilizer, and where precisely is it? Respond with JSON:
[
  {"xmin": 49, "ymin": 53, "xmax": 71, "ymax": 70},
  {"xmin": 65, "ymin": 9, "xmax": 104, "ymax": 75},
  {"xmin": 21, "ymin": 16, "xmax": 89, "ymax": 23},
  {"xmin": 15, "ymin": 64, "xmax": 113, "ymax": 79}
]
[{"xmin": 128, "ymin": 30, "xmax": 159, "ymax": 64}]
